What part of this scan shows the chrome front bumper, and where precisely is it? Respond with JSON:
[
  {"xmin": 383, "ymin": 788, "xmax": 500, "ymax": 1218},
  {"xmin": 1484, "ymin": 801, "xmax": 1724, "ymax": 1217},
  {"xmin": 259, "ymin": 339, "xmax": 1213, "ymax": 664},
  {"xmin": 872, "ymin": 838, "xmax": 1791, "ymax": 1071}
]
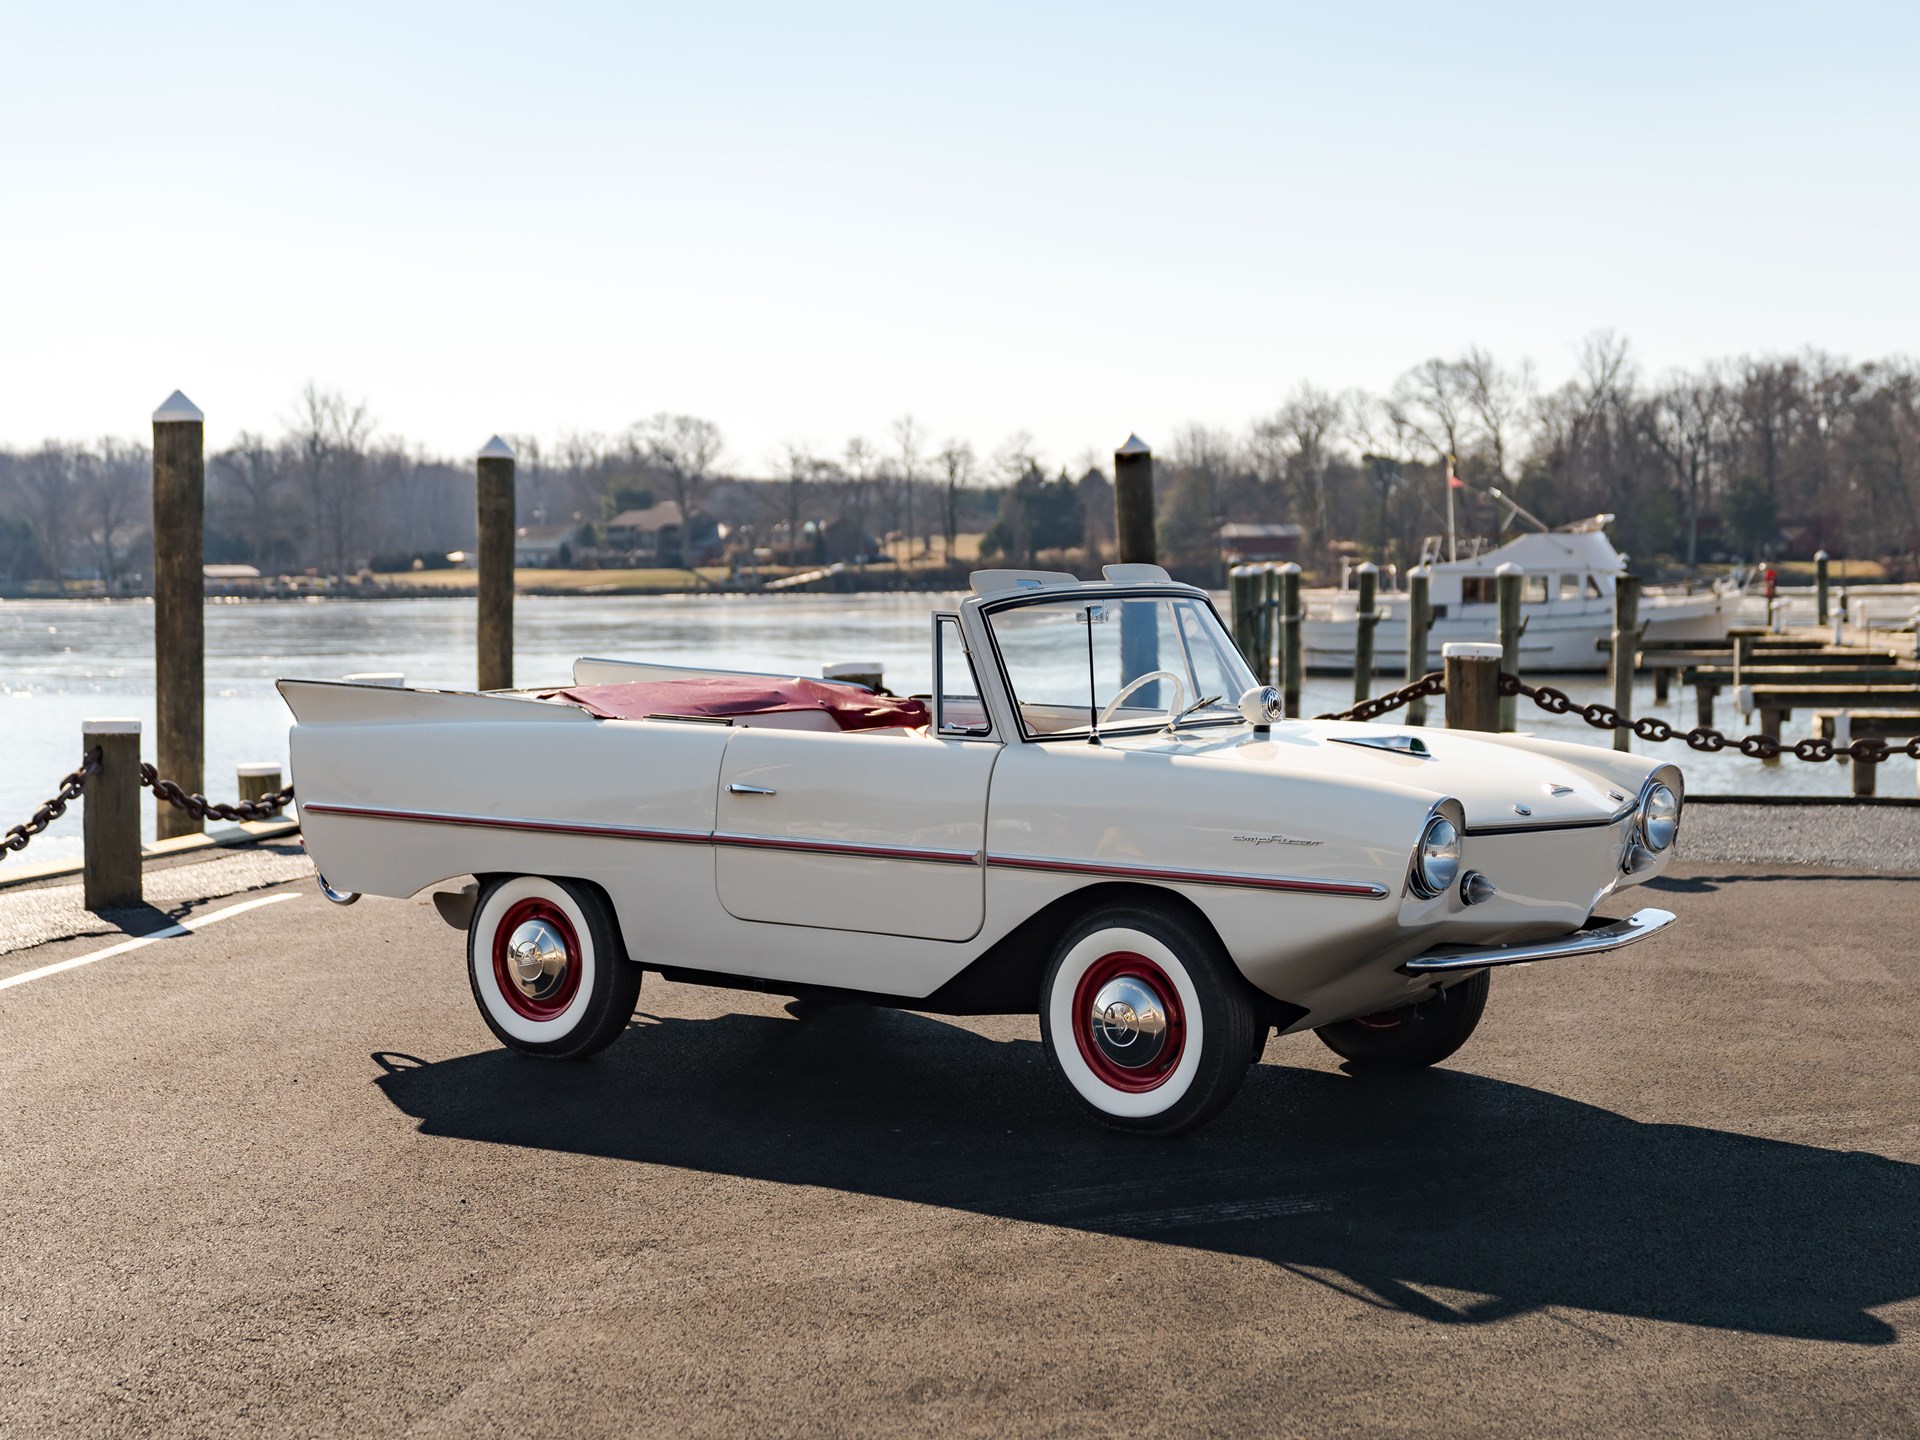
[{"xmin": 1401, "ymin": 907, "xmax": 1677, "ymax": 975}]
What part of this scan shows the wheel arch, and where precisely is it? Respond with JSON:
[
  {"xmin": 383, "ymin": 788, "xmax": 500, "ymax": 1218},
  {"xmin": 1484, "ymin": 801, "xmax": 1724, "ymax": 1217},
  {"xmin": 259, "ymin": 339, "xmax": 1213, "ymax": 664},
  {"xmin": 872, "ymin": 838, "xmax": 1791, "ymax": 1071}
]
[{"xmin": 471, "ymin": 871, "xmax": 633, "ymax": 964}]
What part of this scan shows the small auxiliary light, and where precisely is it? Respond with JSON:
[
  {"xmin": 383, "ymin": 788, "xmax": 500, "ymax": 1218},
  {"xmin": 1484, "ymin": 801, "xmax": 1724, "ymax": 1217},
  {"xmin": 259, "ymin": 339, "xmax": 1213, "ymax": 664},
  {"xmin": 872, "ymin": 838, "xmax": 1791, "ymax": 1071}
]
[{"xmin": 1239, "ymin": 686, "xmax": 1284, "ymax": 734}]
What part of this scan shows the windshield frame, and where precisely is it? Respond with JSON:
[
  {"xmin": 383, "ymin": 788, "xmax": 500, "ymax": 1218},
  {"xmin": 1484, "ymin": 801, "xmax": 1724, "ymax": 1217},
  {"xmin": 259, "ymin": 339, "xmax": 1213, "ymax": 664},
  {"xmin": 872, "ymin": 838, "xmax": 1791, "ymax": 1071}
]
[{"xmin": 977, "ymin": 585, "xmax": 1254, "ymax": 744}]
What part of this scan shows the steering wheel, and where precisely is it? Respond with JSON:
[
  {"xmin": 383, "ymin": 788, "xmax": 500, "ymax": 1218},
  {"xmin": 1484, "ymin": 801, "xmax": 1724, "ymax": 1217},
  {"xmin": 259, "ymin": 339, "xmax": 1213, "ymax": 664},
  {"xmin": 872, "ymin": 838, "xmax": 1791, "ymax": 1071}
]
[{"xmin": 1097, "ymin": 669, "xmax": 1186, "ymax": 730}]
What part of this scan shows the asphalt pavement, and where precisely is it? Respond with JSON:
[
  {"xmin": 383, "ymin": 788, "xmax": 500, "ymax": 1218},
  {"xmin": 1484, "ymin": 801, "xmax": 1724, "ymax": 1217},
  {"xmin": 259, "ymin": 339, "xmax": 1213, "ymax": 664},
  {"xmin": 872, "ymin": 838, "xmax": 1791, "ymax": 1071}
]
[{"xmin": 1, "ymin": 833, "xmax": 1916, "ymax": 1438}]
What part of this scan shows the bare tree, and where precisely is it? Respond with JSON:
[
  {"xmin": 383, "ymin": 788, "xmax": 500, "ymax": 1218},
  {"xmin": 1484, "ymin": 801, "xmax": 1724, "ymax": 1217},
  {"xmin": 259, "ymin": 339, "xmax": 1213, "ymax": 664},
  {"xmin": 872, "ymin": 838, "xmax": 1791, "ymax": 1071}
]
[
  {"xmin": 772, "ymin": 441, "xmax": 815, "ymax": 564},
  {"xmin": 79, "ymin": 438, "xmax": 149, "ymax": 588},
  {"xmin": 631, "ymin": 413, "xmax": 723, "ymax": 522},
  {"xmin": 935, "ymin": 439, "xmax": 977, "ymax": 562},
  {"xmin": 842, "ymin": 435, "xmax": 878, "ymax": 556},
  {"xmin": 213, "ymin": 431, "xmax": 288, "ymax": 568},
  {"xmin": 287, "ymin": 382, "xmax": 375, "ymax": 580},
  {"xmin": 1390, "ymin": 357, "xmax": 1473, "ymax": 464},
  {"xmin": 1249, "ymin": 383, "xmax": 1346, "ymax": 553},
  {"xmin": 1645, "ymin": 376, "xmax": 1726, "ymax": 567},
  {"xmin": 9, "ymin": 443, "xmax": 82, "ymax": 583},
  {"xmin": 892, "ymin": 413, "xmax": 921, "ymax": 563},
  {"xmin": 1459, "ymin": 346, "xmax": 1536, "ymax": 484}
]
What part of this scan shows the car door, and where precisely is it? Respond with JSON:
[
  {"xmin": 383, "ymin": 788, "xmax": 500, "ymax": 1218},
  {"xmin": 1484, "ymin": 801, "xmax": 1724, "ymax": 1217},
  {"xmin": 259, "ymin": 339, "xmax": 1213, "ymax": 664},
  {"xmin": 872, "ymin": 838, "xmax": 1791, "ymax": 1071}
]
[{"xmin": 714, "ymin": 728, "xmax": 999, "ymax": 941}]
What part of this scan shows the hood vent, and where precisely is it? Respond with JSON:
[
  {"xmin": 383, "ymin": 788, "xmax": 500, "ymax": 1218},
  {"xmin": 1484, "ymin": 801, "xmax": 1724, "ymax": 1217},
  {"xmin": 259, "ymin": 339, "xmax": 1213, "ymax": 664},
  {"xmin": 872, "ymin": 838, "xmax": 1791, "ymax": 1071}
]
[{"xmin": 1328, "ymin": 733, "xmax": 1431, "ymax": 758}]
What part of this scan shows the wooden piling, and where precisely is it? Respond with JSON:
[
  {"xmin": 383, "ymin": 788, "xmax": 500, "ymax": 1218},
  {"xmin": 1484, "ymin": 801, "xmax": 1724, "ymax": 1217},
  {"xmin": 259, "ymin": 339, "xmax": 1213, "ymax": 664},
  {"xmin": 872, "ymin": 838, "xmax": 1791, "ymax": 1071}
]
[
  {"xmin": 1229, "ymin": 566, "xmax": 1259, "ymax": 671},
  {"xmin": 476, "ymin": 436, "xmax": 516, "ymax": 692},
  {"xmin": 1814, "ymin": 550, "xmax": 1830, "ymax": 626},
  {"xmin": 1611, "ymin": 574, "xmax": 1640, "ymax": 752},
  {"xmin": 1113, "ymin": 434, "xmax": 1156, "ymax": 564},
  {"xmin": 1277, "ymin": 563, "xmax": 1302, "ymax": 719},
  {"xmin": 151, "ymin": 391, "xmax": 204, "ymax": 839},
  {"xmin": 1495, "ymin": 564, "xmax": 1523, "ymax": 731},
  {"xmin": 1405, "ymin": 568, "xmax": 1431, "ymax": 726},
  {"xmin": 237, "ymin": 763, "xmax": 285, "ymax": 813},
  {"xmin": 1352, "ymin": 562, "xmax": 1378, "ymax": 706},
  {"xmin": 1260, "ymin": 564, "xmax": 1281, "ymax": 685},
  {"xmin": 83, "ymin": 720, "xmax": 142, "ymax": 910},
  {"xmin": 1444, "ymin": 642, "xmax": 1502, "ymax": 733}
]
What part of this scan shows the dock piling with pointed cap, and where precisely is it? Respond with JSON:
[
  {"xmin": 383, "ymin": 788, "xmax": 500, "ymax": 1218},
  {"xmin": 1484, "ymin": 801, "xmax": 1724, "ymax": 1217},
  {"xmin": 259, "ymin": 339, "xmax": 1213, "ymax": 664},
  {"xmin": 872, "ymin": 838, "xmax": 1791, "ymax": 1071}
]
[
  {"xmin": 151, "ymin": 391, "xmax": 205, "ymax": 839},
  {"xmin": 1405, "ymin": 567, "xmax": 1431, "ymax": 726},
  {"xmin": 476, "ymin": 435, "xmax": 516, "ymax": 691},
  {"xmin": 1113, "ymin": 434, "xmax": 1155, "ymax": 566},
  {"xmin": 1352, "ymin": 562, "xmax": 1379, "ymax": 705}
]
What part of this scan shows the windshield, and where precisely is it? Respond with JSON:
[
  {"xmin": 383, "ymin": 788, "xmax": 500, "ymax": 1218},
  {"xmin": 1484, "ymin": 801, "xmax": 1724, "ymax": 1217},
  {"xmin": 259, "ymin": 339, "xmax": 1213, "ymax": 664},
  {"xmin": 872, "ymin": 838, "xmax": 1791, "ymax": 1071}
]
[{"xmin": 986, "ymin": 592, "xmax": 1256, "ymax": 739}]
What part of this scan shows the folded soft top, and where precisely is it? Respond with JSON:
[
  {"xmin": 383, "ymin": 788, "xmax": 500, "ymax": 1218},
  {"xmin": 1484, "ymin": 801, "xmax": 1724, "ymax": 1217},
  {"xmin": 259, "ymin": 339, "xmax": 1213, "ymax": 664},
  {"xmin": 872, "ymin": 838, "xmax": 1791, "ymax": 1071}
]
[{"xmin": 543, "ymin": 675, "xmax": 929, "ymax": 732}]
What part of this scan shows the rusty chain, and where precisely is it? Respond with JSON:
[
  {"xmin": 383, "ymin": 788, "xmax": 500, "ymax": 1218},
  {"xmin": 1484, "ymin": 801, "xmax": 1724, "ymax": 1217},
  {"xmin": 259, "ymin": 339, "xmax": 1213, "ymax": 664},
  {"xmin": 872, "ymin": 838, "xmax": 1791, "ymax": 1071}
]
[
  {"xmin": 140, "ymin": 764, "xmax": 296, "ymax": 823},
  {"xmin": 1498, "ymin": 674, "xmax": 1920, "ymax": 766},
  {"xmin": 1320, "ymin": 670, "xmax": 1919, "ymax": 766},
  {"xmin": 1316, "ymin": 671, "xmax": 1445, "ymax": 723},
  {"xmin": 0, "ymin": 748, "xmax": 103, "ymax": 860}
]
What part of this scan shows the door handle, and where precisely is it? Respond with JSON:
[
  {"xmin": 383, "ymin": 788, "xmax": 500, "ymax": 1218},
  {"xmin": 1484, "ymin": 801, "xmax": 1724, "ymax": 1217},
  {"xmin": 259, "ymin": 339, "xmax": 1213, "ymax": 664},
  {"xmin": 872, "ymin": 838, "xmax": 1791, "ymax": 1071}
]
[{"xmin": 727, "ymin": 783, "xmax": 777, "ymax": 796}]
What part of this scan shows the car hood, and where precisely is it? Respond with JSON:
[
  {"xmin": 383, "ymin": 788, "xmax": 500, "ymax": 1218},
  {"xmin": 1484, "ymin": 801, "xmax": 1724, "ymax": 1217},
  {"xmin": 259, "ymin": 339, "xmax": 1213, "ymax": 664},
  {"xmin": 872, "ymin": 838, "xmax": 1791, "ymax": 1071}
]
[{"xmin": 1107, "ymin": 719, "xmax": 1655, "ymax": 831}]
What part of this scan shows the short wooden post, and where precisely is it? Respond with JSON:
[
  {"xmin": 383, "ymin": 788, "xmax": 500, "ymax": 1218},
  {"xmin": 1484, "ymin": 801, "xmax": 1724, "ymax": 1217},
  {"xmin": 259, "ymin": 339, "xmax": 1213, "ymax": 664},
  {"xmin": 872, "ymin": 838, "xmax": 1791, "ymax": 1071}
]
[
  {"xmin": 1113, "ymin": 434, "xmax": 1156, "ymax": 565},
  {"xmin": 1444, "ymin": 642, "xmax": 1502, "ymax": 733},
  {"xmin": 1495, "ymin": 563, "xmax": 1523, "ymax": 731},
  {"xmin": 237, "ymin": 763, "xmax": 285, "ymax": 813},
  {"xmin": 476, "ymin": 436, "xmax": 517, "ymax": 691},
  {"xmin": 1405, "ymin": 567, "xmax": 1431, "ymax": 726},
  {"xmin": 1611, "ymin": 574, "xmax": 1640, "ymax": 752},
  {"xmin": 1653, "ymin": 666, "xmax": 1671, "ymax": 704},
  {"xmin": 152, "ymin": 391, "xmax": 205, "ymax": 839},
  {"xmin": 1229, "ymin": 566, "xmax": 1259, "ymax": 670},
  {"xmin": 83, "ymin": 719, "xmax": 142, "ymax": 910},
  {"xmin": 1814, "ymin": 550, "xmax": 1830, "ymax": 625},
  {"xmin": 1694, "ymin": 681, "xmax": 1715, "ymax": 729},
  {"xmin": 1277, "ymin": 562, "xmax": 1302, "ymax": 720},
  {"xmin": 1352, "ymin": 562, "xmax": 1379, "ymax": 705},
  {"xmin": 1853, "ymin": 755, "xmax": 1878, "ymax": 798}
]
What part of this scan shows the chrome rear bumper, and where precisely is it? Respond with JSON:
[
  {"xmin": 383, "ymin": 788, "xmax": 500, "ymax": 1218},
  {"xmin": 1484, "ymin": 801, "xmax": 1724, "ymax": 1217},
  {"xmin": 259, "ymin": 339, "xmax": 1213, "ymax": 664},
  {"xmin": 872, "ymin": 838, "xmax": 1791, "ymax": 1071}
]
[{"xmin": 1401, "ymin": 907, "xmax": 1677, "ymax": 975}]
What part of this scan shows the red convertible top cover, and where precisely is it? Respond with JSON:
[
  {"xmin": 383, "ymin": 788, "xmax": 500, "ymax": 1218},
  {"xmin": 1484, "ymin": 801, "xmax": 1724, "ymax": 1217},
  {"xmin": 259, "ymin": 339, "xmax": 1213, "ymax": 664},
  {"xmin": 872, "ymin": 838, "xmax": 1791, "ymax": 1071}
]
[{"xmin": 545, "ymin": 676, "xmax": 930, "ymax": 732}]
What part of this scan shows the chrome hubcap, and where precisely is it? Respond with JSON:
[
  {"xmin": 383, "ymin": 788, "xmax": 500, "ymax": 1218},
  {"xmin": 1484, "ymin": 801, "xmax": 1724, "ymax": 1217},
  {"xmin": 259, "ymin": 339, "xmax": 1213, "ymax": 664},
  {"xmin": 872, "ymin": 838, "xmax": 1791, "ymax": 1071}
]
[
  {"xmin": 1088, "ymin": 975, "xmax": 1170, "ymax": 1070},
  {"xmin": 505, "ymin": 919, "xmax": 571, "ymax": 1001}
]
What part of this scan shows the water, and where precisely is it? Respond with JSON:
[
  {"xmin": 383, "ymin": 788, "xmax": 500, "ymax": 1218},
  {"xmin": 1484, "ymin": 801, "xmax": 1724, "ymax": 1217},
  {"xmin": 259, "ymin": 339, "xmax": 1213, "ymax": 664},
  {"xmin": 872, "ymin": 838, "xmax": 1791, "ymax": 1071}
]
[{"xmin": 2, "ymin": 594, "xmax": 1912, "ymax": 862}]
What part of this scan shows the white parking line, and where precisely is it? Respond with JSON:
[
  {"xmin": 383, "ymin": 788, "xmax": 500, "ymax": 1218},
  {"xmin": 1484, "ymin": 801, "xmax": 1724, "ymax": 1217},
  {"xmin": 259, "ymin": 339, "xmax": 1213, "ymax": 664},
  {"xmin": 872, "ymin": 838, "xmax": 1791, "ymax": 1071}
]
[{"xmin": 0, "ymin": 891, "xmax": 301, "ymax": 993}]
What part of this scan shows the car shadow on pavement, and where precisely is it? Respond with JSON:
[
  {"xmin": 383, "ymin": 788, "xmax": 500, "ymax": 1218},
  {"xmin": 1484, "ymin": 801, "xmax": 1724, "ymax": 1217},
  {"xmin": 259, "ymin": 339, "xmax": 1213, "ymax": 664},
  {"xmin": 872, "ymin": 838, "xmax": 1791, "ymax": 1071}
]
[{"xmin": 372, "ymin": 1003, "xmax": 1920, "ymax": 1346}]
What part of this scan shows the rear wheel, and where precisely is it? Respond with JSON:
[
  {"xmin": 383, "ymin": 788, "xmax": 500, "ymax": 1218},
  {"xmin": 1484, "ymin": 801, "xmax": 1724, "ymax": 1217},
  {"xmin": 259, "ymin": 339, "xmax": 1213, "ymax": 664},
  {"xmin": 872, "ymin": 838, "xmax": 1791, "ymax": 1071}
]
[
  {"xmin": 1315, "ymin": 970, "xmax": 1489, "ymax": 1070},
  {"xmin": 467, "ymin": 876, "xmax": 641, "ymax": 1059},
  {"xmin": 1039, "ymin": 903, "xmax": 1260, "ymax": 1135}
]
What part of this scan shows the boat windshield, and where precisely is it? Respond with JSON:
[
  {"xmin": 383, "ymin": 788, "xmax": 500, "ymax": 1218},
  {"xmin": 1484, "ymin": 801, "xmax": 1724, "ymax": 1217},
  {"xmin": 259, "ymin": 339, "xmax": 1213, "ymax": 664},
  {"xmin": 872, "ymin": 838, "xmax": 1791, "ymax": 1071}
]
[{"xmin": 986, "ymin": 593, "xmax": 1256, "ymax": 740}]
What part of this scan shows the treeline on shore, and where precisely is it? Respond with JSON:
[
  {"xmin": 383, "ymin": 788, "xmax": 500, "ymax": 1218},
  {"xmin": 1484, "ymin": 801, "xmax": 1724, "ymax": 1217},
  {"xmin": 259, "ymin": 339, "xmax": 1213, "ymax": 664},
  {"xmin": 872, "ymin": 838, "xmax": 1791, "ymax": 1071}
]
[{"xmin": 3, "ymin": 335, "xmax": 1917, "ymax": 590}]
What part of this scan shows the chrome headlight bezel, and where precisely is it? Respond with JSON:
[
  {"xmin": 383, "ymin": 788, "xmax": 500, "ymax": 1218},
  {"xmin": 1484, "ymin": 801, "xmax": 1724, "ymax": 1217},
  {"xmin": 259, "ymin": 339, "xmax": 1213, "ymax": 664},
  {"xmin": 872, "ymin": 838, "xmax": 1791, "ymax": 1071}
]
[
  {"xmin": 1638, "ymin": 781, "xmax": 1680, "ymax": 853},
  {"xmin": 1409, "ymin": 814, "xmax": 1462, "ymax": 898}
]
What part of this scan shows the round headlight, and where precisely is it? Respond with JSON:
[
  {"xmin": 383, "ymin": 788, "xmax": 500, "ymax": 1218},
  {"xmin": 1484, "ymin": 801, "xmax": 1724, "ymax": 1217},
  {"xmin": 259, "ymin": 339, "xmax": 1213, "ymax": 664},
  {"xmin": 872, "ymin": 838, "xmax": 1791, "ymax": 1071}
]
[
  {"xmin": 1412, "ymin": 815, "xmax": 1461, "ymax": 897},
  {"xmin": 1639, "ymin": 783, "xmax": 1680, "ymax": 852}
]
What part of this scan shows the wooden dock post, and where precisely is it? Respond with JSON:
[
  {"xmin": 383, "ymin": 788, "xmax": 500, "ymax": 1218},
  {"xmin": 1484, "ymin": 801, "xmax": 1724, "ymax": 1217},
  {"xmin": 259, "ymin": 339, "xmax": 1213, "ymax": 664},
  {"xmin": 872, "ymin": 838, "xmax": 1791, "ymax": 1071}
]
[
  {"xmin": 1444, "ymin": 642, "xmax": 1502, "ymax": 733},
  {"xmin": 237, "ymin": 763, "xmax": 285, "ymax": 813},
  {"xmin": 476, "ymin": 436, "xmax": 517, "ymax": 692},
  {"xmin": 1405, "ymin": 567, "xmax": 1431, "ymax": 726},
  {"xmin": 1261, "ymin": 564, "xmax": 1281, "ymax": 685},
  {"xmin": 1277, "ymin": 563, "xmax": 1302, "ymax": 719},
  {"xmin": 1113, "ymin": 434, "xmax": 1156, "ymax": 565},
  {"xmin": 1611, "ymin": 574, "xmax": 1640, "ymax": 752},
  {"xmin": 1229, "ymin": 566, "xmax": 1259, "ymax": 671},
  {"xmin": 1495, "ymin": 563, "xmax": 1523, "ymax": 731},
  {"xmin": 83, "ymin": 719, "xmax": 142, "ymax": 910},
  {"xmin": 1814, "ymin": 550, "xmax": 1830, "ymax": 625},
  {"xmin": 151, "ymin": 391, "xmax": 205, "ymax": 839},
  {"xmin": 1352, "ymin": 562, "xmax": 1379, "ymax": 706}
]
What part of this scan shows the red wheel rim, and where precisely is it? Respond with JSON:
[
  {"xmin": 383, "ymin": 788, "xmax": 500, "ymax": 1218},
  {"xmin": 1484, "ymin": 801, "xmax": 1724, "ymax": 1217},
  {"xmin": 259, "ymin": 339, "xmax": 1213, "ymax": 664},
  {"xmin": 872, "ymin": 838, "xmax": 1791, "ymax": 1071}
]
[
  {"xmin": 1071, "ymin": 950, "xmax": 1187, "ymax": 1093},
  {"xmin": 491, "ymin": 897, "xmax": 583, "ymax": 1021}
]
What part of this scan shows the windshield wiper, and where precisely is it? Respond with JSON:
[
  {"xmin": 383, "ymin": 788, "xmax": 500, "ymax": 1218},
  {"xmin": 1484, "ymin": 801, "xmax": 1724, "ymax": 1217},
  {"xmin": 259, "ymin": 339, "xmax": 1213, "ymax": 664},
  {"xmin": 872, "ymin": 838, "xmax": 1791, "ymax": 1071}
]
[{"xmin": 1166, "ymin": 695, "xmax": 1223, "ymax": 733}]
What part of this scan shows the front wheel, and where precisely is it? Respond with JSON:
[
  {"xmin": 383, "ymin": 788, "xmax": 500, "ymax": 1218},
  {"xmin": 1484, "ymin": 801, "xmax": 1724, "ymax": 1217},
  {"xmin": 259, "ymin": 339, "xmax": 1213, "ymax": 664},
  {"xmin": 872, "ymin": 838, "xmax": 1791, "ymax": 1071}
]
[
  {"xmin": 1039, "ymin": 903, "xmax": 1260, "ymax": 1135},
  {"xmin": 1315, "ymin": 970, "xmax": 1489, "ymax": 1070},
  {"xmin": 467, "ymin": 875, "xmax": 641, "ymax": 1059}
]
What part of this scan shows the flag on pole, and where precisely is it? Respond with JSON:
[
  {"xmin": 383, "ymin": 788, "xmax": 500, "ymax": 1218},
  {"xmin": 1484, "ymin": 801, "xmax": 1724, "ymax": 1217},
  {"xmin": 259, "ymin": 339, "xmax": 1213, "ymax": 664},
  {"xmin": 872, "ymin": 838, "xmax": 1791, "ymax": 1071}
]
[{"xmin": 1447, "ymin": 455, "xmax": 1464, "ymax": 489}]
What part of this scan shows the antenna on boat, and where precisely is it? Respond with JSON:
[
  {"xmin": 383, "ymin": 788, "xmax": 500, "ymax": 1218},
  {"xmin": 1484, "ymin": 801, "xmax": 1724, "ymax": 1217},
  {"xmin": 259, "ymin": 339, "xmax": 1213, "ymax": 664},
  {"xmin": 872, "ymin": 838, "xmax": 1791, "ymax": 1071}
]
[
  {"xmin": 1486, "ymin": 486, "xmax": 1551, "ymax": 535},
  {"xmin": 1444, "ymin": 455, "xmax": 1459, "ymax": 563}
]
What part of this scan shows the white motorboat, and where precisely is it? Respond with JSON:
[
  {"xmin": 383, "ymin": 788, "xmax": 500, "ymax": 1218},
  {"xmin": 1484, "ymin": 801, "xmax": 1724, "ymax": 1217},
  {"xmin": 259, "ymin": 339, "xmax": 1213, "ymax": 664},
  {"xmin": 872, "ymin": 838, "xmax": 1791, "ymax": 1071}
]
[{"xmin": 1302, "ymin": 516, "xmax": 1743, "ymax": 675}]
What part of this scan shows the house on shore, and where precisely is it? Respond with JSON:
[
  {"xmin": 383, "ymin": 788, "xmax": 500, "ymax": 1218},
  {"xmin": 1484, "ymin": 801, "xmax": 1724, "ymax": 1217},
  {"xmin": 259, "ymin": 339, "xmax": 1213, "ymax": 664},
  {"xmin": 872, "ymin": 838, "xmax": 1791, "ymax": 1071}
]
[{"xmin": 1219, "ymin": 522, "xmax": 1303, "ymax": 564}]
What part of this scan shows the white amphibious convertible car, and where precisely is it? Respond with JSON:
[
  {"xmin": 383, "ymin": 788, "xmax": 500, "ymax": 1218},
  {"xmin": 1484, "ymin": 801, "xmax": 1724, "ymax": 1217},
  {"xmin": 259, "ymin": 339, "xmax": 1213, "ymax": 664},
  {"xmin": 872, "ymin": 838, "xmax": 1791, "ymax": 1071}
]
[{"xmin": 283, "ymin": 566, "xmax": 1681, "ymax": 1134}]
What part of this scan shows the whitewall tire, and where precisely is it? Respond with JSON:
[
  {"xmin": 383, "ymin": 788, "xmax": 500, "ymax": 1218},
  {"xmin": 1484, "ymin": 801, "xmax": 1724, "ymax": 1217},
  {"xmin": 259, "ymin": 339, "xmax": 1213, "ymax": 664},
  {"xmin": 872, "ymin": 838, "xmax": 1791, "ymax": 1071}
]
[
  {"xmin": 467, "ymin": 875, "xmax": 641, "ymax": 1059},
  {"xmin": 1039, "ymin": 903, "xmax": 1260, "ymax": 1135}
]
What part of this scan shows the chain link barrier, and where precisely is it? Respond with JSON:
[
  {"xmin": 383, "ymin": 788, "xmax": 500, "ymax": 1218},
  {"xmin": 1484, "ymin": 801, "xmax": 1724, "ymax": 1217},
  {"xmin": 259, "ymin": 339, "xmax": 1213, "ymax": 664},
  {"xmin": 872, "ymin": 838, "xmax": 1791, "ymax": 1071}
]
[
  {"xmin": 1498, "ymin": 674, "xmax": 1920, "ymax": 766},
  {"xmin": 1316, "ymin": 672, "xmax": 1444, "ymax": 723},
  {"xmin": 1, "ymin": 748, "xmax": 103, "ymax": 860},
  {"xmin": 1318, "ymin": 669, "xmax": 1920, "ymax": 767},
  {"xmin": 140, "ymin": 764, "xmax": 296, "ymax": 823}
]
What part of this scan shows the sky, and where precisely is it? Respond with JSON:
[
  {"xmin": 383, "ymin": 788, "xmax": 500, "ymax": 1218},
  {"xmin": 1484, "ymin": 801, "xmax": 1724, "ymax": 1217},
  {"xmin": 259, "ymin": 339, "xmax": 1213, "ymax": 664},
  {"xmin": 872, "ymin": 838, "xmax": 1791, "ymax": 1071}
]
[{"xmin": 2, "ymin": 2, "xmax": 1916, "ymax": 473}]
